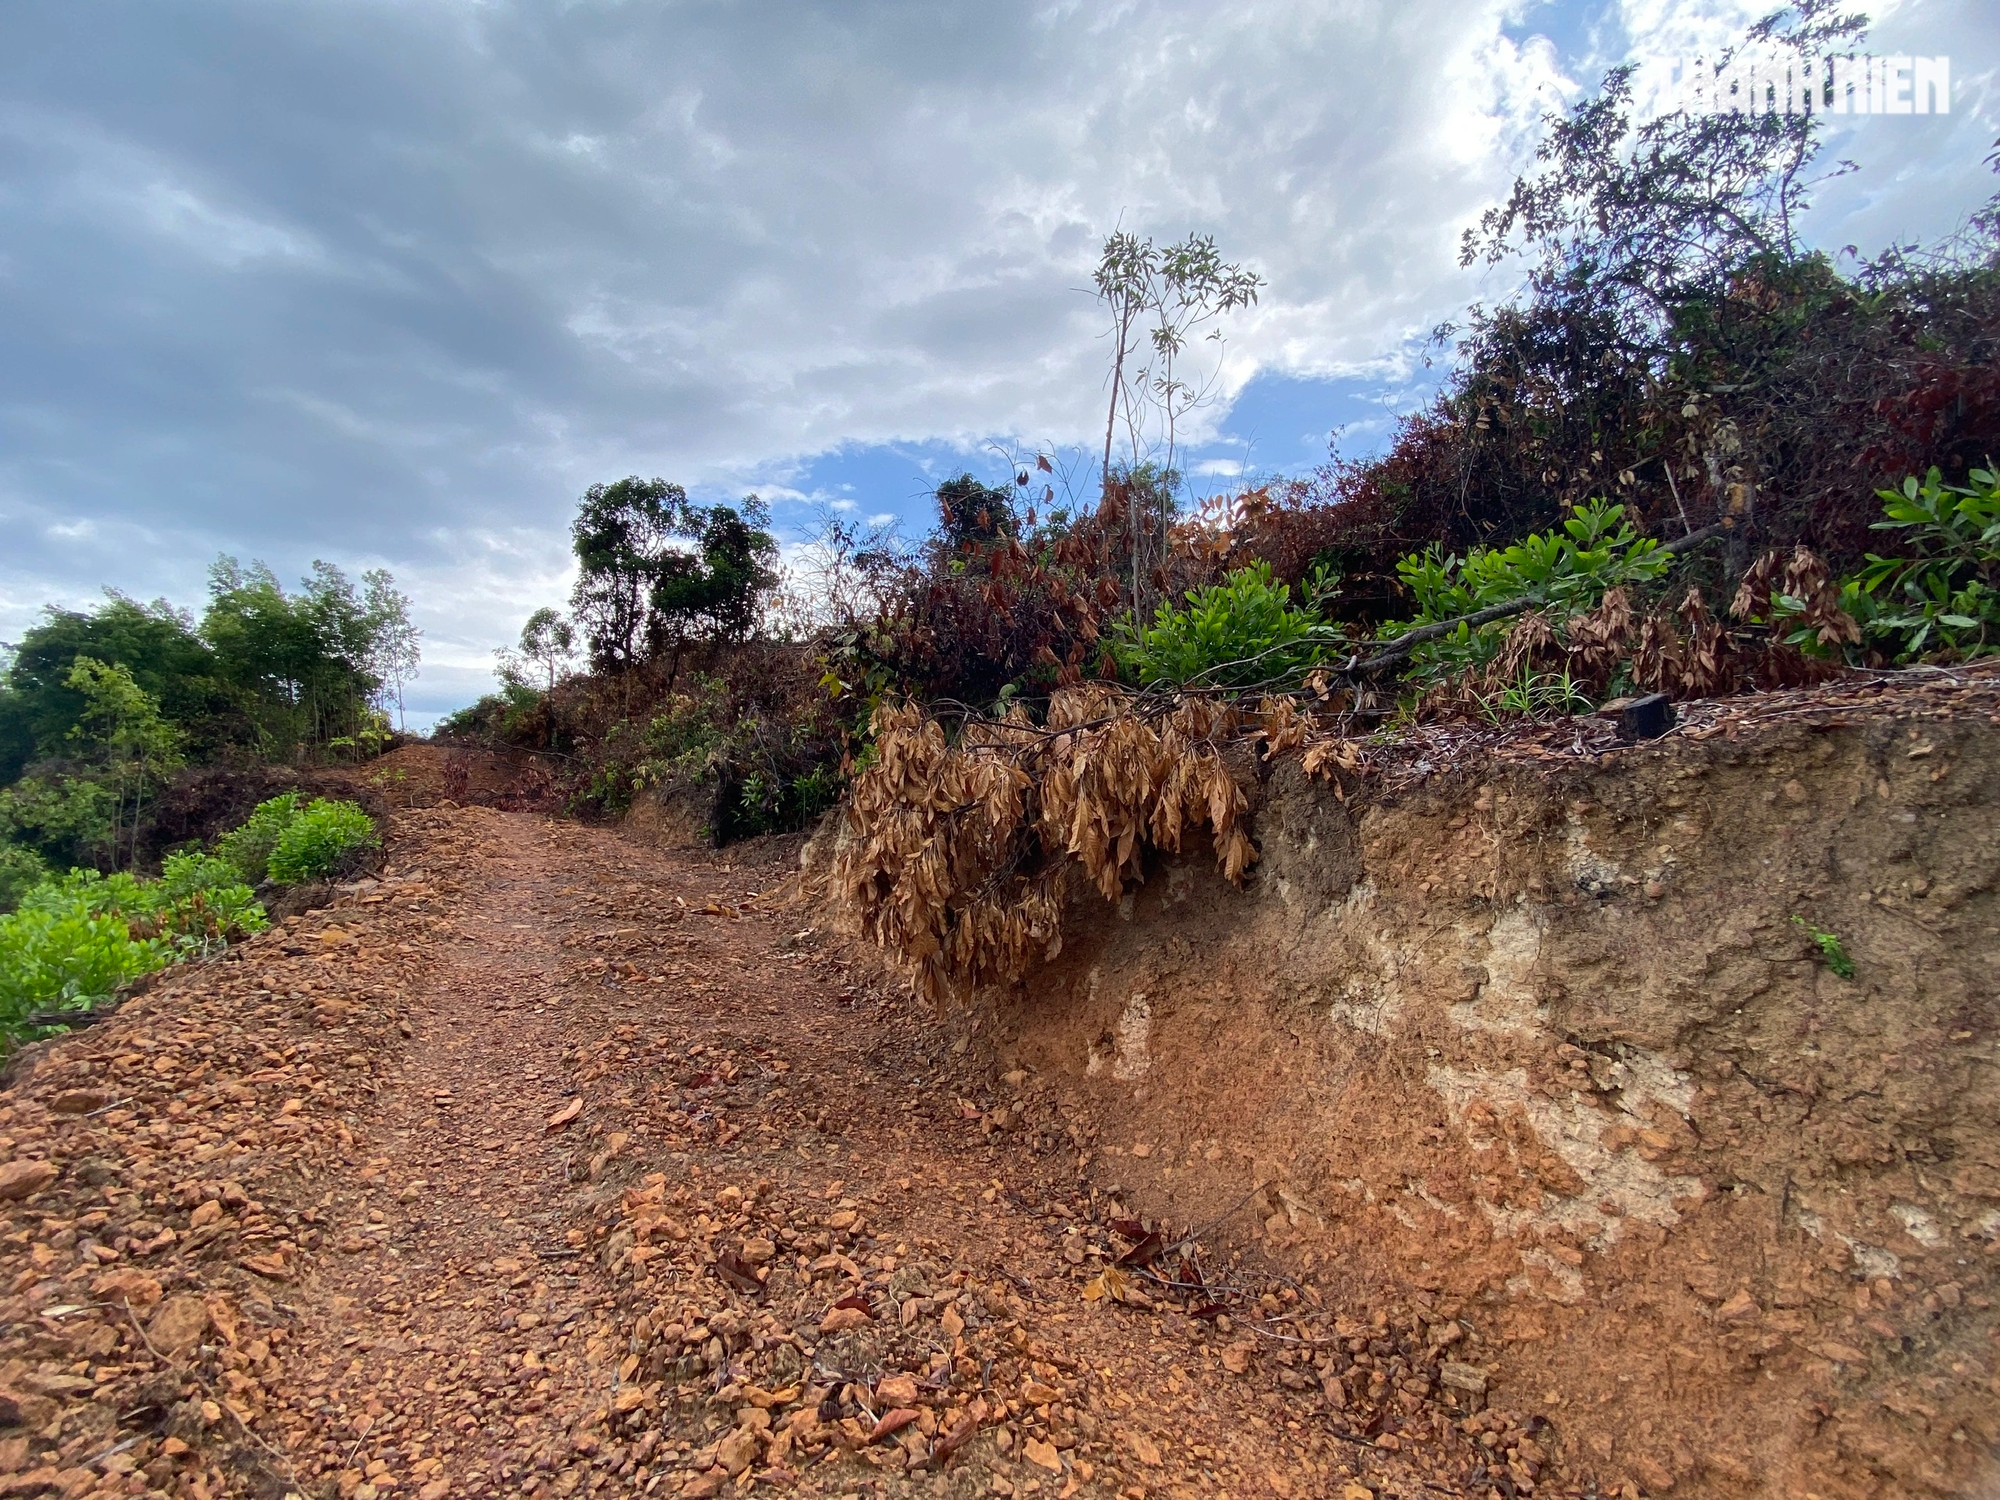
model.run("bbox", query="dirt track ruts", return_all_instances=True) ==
[1,799,1506,1500]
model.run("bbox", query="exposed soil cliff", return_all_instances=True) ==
[955,672,2000,1498]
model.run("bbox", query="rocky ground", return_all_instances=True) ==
[2,802,1554,1500]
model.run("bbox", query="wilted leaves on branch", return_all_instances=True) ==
[833,691,1260,1000]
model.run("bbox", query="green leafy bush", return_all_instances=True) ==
[0,774,118,873]
[156,852,268,946]
[565,675,840,839]
[634,678,738,789]
[0,891,167,1035]
[40,862,267,952]
[1387,499,1673,682]
[435,679,543,742]
[0,858,265,1044]
[267,798,378,885]
[735,763,842,838]
[1112,562,1337,690]
[0,843,48,914]
[214,792,302,882]
[1850,465,1999,661]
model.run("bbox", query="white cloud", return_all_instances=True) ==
[0,0,1993,704]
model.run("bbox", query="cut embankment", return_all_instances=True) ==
[948,674,2000,1498]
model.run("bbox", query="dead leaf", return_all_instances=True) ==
[1114,1230,1163,1268]
[545,1097,583,1130]
[869,1408,920,1442]
[711,1249,767,1295]
[1088,1272,1136,1304]
[933,1399,986,1460]
[1082,1265,1132,1304]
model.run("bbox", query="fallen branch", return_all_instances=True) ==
[1339,520,1730,677]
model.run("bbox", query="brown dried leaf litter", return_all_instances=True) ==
[834,691,1270,1001]
[833,684,1458,1000]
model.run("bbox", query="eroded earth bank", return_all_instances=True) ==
[941,670,2000,1499]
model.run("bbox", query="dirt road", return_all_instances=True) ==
[1,806,1505,1500]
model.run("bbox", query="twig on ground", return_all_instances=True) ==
[343,1415,376,1471]
[123,1301,307,1495]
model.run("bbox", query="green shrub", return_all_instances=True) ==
[214,792,302,882]
[0,855,267,1044]
[156,852,268,948]
[572,677,740,819]
[0,843,48,915]
[1849,465,1999,661]
[1112,561,1337,690]
[1385,499,1673,683]
[734,763,844,838]
[0,889,168,1035]
[39,861,267,950]
[267,799,378,885]
[0,774,118,872]
[435,680,542,742]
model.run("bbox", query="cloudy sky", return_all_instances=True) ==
[2,0,1993,725]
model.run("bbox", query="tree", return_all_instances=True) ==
[65,658,183,870]
[1094,231,1156,493]
[567,479,779,683]
[569,478,699,671]
[934,475,1018,556]
[1093,232,1261,610]
[363,570,422,732]
[299,561,383,744]
[0,594,228,778]
[1146,236,1264,486]
[201,557,394,757]
[1461,0,1867,347]
[519,608,576,693]
[0,775,115,881]
[645,498,780,688]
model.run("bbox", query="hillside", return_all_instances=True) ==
[3,667,1996,1499]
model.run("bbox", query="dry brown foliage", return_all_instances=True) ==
[1408,544,1862,723]
[833,690,1261,1001]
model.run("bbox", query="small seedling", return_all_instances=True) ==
[1792,916,1856,979]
